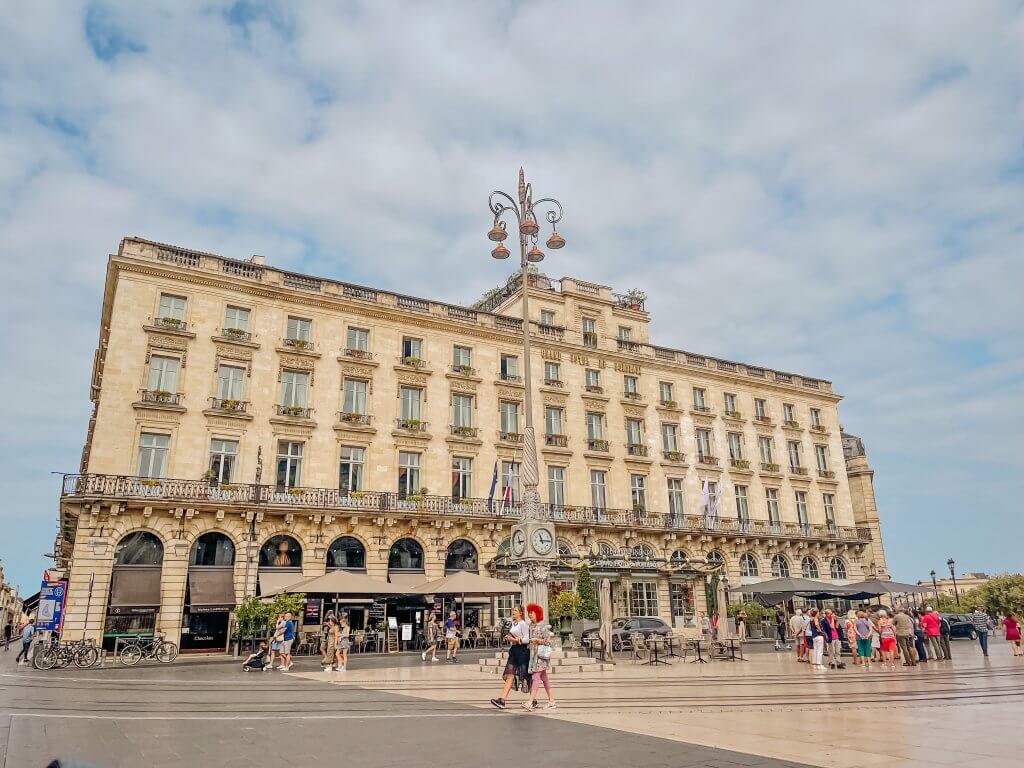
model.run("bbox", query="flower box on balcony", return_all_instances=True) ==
[157,316,185,329]
[623,392,642,401]
[543,378,564,388]
[818,469,835,479]
[585,385,604,394]
[810,424,827,434]
[627,444,648,457]
[731,458,750,470]
[588,439,609,452]
[402,356,425,368]
[222,327,249,339]
[761,462,780,473]
[659,400,677,408]
[451,425,478,438]
[784,420,801,429]
[397,418,426,431]
[455,498,473,508]
[280,405,308,417]
[344,348,372,360]
[755,416,773,425]
[663,450,685,462]
[791,466,808,476]
[698,454,719,465]
[451,365,476,376]
[499,431,522,442]
[284,337,312,350]
[724,410,742,419]
[139,479,163,488]
[545,434,568,447]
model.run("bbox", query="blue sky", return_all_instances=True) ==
[1,1,1022,593]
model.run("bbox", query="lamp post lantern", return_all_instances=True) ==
[947,558,959,607]
[930,570,938,607]
[487,168,565,621]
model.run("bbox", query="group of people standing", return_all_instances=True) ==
[489,603,557,712]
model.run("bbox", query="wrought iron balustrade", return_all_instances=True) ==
[139,389,183,405]
[209,397,248,413]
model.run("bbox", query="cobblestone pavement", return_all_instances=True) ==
[0,649,810,768]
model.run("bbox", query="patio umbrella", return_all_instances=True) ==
[743,576,862,607]
[841,579,931,601]
[413,571,522,630]
[261,570,411,598]
[598,578,614,663]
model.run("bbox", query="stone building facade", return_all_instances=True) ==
[56,237,887,649]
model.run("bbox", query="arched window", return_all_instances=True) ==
[670,549,689,566]
[557,539,576,558]
[258,535,302,568]
[829,557,847,580]
[114,532,163,566]
[739,553,759,577]
[445,539,478,573]
[771,554,790,578]
[801,556,819,579]
[628,542,655,560]
[190,532,234,567]
[327,536,366,570]
[388,538,424,571]
[596,541,617,558]
[706,550,725,569]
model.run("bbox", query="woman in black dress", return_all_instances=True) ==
[490,604,530,709]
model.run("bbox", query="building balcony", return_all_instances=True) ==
[617,339,642,353]
[585,384,604,394]
[282,337,314,351]
[623,391,643,401]
[662,450,685,463]
[582,332,598,348]
[450,425,479,438]
[791,465,808,476]
[587,438,609,452]
[398,356,428,369]
[691,404,712,414]
[658,399,678,409]
[138,389,183,406]
[338,412,372,426]
[343,348,374,361]
[396,418,428,432]
[219,327,252,342]
[544,434,569,448]
[543,378,564,388]
[783,420,801,430]
[810,424,827,434]
[536,323,564,340]
[209,397,249,414]
[697,454,719,466]
[154,316,188,332]
[60,472,874,543]
[730,458,751,470]
[761,461,780,473]
[754,415,773,426]
[499,372,523,384]
[626,443,648,457]
[818,469,835,479]
[499,431,523,443]
[723,410,743,420]
[450,364,477,377]
[275,404,312,419]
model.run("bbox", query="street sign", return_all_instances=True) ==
[37,579,68,632]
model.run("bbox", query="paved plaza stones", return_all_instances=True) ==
[1,642,1022,768]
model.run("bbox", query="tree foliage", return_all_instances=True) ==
[727,601,767,622]
[233,593,307,638]
[576,563,600,620]
[549,591,582,622]
[958,575,1024,616]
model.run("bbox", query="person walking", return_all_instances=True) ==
[698,611,711,640]
[844,611,859,666]
[279,612,296,671]
[1002,613,1022,657]
[789,608,805,661]
[736,609,747,642]
[854,610,873,669]
[877,610,897,670]
[14,619,35,664]
[774,606,789,651]
[523,603,556,711]
[490,604,530,709]
[920,607,943,661]
[266,613,284,671]
[444,610,462,663]
[894,608,918,666]
[710,612,720,641]
[422,611,440,662]
[971,608,993,657]
[939,613,953,661]
[807,608,826,671]
[322,616,339,671]
[911,610,929,662]
[320,610,336,667]
[3,623,11,651]
[337,615,351,670]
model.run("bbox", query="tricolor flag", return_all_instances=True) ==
[699,478,710,515]
[499,466,514,513]
[486,461,499,513]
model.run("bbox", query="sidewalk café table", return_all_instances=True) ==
[689,637,708,664]
[664,632,681,658]
[721,637,746,661]
[644,633,670,666]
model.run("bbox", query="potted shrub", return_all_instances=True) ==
[159,316,183,328]
[624,288,647,310]
[223,327,246,338]
[403,355,423,367]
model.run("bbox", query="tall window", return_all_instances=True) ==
[452,345,472,369]
[823,493,836,527]
[342,379,368,414]
[724,392,736,414]
[630,474,647,510]
[544,406,563,435]
[276,441,303,489]
[740,553,759,577]
[158,293,186,322]
[623,375,638,395]
[280,370,309,408]
[399,387,422,420]
[695,428,712,460]
[590,470,607,509]
[754,398,767,420]
[810,407,822,428]
[830,557,847,580]
[706,481,720,520]
[208,438,238,483]
[630,582,659,617]
[626,418,644,446]
[286,316,311,342]
[501,461,520,503]
[137,433,169,478]
[801,556,819,579]
[766,488,780,526]
[451,457,472,500]
[401,336,423,361]
[617,326,631,341]
[692,387,707,409]
[451,393,473,428]
[224,305,249,332]
[815,444,829,472]
[500,354,518,380]
[398,451,421,496]
[783,403,795,423]
[759,436,774,464]
[346,327,369,351]
[216,364,244,400]
[587,412,604,440]
[339,446,365,493]
[661,423,678,452]
[787,440,802,470]
[540,309,556,325]
[547,466,565,508]
[585,368,600,389]
[659,381,674,403]
[582,317,597,347]
[500,400,518,434]
[735,485,749,523]
[771,554,790,578]
[544,361,561,384]
[148,355,179,393]
[795,491,809,528]
[727,432,743,461]
[667,478,685,517]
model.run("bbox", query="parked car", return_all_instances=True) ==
[941,613,978,640]
[581,616,671,651]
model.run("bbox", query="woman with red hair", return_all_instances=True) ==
[524,603,556,711]
[489,604,530,709]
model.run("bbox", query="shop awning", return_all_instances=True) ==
[258,570,303,597]
[109,567,161,607]
[188,568,236,609]
[264,569,410,597]
[416,571,522,596]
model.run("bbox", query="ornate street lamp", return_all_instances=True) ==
[947,557,959,607]
[930,569,938,607]
[488,168,565,621]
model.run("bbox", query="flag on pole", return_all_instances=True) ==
[710,482,721,517]
[699,478,710,515]
[487,461,498,513]
[500,465,513,513]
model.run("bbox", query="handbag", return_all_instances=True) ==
[537,643,553,660]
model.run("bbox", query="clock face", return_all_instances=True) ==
[531,528,554,555]
[511,529,527,557]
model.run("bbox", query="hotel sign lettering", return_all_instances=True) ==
[567,354,641,375]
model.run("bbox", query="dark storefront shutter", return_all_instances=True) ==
[109,567,162,607]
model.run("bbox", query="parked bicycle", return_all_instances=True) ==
[33,638,100,670]
[118,635,178,665]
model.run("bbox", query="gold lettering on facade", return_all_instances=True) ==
[541,348,562,361]
[569,353,590,366]
[614,361,641,375]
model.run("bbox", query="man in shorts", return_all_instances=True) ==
[789,609,805,661]
[444,610,461,664]
[280,612,296,671]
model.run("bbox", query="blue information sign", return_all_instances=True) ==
[36,579,68,632]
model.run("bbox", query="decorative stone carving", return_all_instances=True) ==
[515,559,552,585]
[622,404,646,418]
[496,387,524,401]
[279,354,315,371]
[542,393,568,406]
[341,363,375,378]
[450,379,476,393]
[215,344,253,363]
[396,372,428,387]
